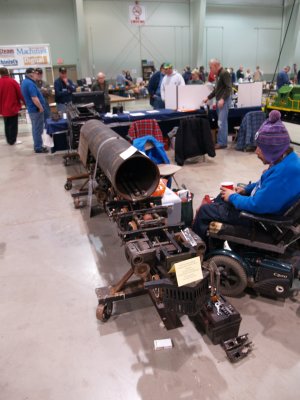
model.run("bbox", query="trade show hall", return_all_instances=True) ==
[1,96,300,399]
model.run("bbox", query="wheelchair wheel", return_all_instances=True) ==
[209,255,247,297]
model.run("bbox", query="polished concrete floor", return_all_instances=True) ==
[1,102,300,400]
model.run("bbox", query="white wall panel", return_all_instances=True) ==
[0,0,296,83]
[205,5,283,76]
[205,27,223,65]
[256,28,281,72]
[0,0,77,66]
[84,0,190,80]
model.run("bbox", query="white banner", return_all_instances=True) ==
[0,44,52,69]
[129,3,146,25]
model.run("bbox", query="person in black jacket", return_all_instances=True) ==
[236,65,244,81]
[54,67,76,113]
[182,66,192,84]
[147,64,165,109]
[91,72,111,111]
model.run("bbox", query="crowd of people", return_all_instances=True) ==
[115,70,149,98]
[1,62,300,249]
[1,60,300,154]
[0,66,78,153]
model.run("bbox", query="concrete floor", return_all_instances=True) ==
[1,102,300,400]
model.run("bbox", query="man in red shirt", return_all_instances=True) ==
[0,67,25,145]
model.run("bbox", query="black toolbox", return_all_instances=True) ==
[194,295,241,345]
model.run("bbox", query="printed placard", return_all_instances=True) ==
[173,256,203,287]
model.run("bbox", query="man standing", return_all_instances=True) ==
[276,66,290,90]
[253,66,263,82]
[204,59,232,149]
[54,67,76,112]
[91,72,111,112]
[21,68,48,153]
[182,66,192,84]
[35,68,51,123]
[0,67,25,145]
[148,63,165,109]
[160,62,185,102]
[236,65,244,81]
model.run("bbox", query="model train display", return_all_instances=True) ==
[265,84,300,115]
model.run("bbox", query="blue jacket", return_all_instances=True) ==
[148,71,163,106]
[276,70,289,90]
[21,77,45,113]
[183,70,192,84]
[133,135,170,165]
[54,77,76,104]
[229,151,300,215]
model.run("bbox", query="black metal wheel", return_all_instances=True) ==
[64,158,70,166]
[209,255,248,297]
[64,181,72,191]
[96,302,113,322]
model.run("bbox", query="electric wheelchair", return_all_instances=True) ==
[204,198,300,299]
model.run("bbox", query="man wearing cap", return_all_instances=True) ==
[203,58,232,149]
[0,67,25,145]
[35,68,51,123]
[54,67,76,112]
[160,62,185,102]
[21,68,48,153]
[192,110,300,243]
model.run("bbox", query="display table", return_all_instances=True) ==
[209,106,262,132]
[102,108,205,124]
[103,108,207,137]
[45,109,207,151]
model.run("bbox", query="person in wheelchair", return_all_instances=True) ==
[192,110,300,246]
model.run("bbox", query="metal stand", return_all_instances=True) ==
[95,267,182,330]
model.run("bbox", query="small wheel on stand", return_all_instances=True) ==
[64,158,70,167]
[74,197,84,209]
[64,181,72,191]
[96,302,113,322]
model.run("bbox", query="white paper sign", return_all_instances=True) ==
[173,256,203,287]
[177,85,213,110]
[119,146,137,160]
[165,85,178,110]
[237,82,263,108]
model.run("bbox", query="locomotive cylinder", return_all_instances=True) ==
[81,120,160,201]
